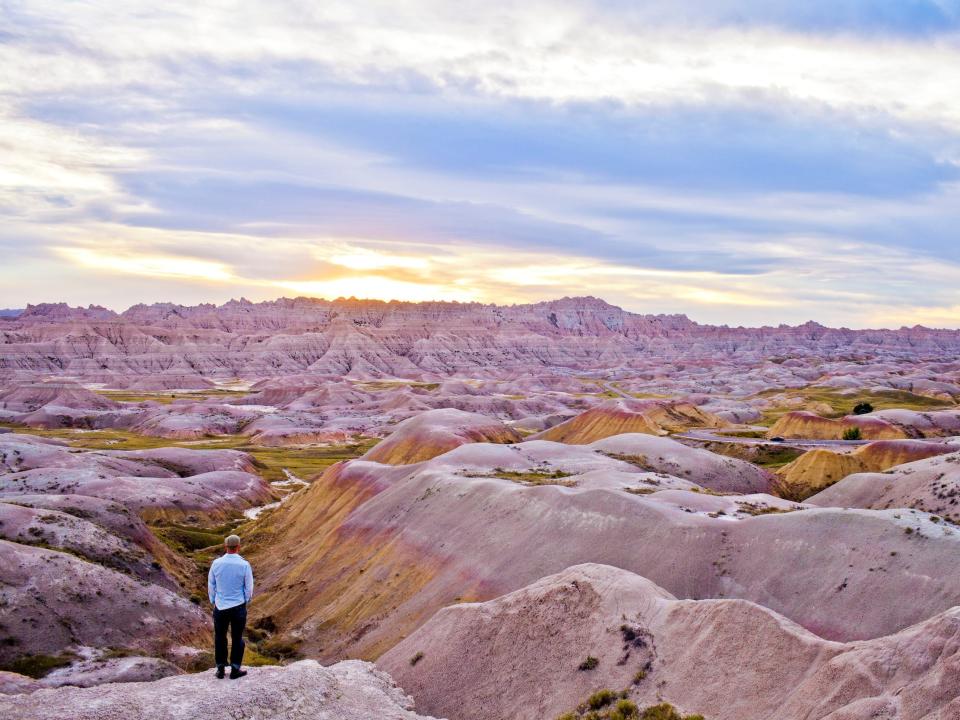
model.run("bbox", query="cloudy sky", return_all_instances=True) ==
[2,1,960,327]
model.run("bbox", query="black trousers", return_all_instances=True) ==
[213,603,246,669]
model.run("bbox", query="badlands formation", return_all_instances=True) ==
[0,296,959,719]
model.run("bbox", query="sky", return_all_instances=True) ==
[2,1,960,328]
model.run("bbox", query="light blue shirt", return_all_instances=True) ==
[208,553,254,610]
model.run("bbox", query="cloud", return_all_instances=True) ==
[2,1,960,327]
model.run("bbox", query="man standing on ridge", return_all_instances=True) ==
[208,534,254,679]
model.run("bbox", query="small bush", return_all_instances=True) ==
[852,402,874,415]
[637,703,705,720]
[578,655,599,670]
[587,689,617,710]
[632,669,647,684]
[610,699,639,719]
[640,704,682,720]
[842,427,862,440]
[409,651,424,666]
[245,627,267,642]
[181,650,216,672]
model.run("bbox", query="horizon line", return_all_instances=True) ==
[7,295,956,333]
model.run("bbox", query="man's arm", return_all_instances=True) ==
[208,562,217,606]
[244,561,254,604]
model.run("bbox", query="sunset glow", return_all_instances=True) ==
[1,1,959,326]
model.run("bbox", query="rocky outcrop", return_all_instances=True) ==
[766,410,908,440]
[0,434,274,523]
[533,399,726,443]
[768,408,960,441]
[589,433,771,493]
[4,296,960,380]
[775,440,958,500]
[0,540,206,664]
[0,660,442,719]
[379,564,960,720]
[808,451,960,521]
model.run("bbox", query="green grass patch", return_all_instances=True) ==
[154,523,238,553]
[716,429,766,439]
[754,386,955,427]
[0,424,374,483]
[95,389,251,405]
[624,486,657,495]
[491,468,577,487]
[737,502,797,516]
[1,652,75,678]
[602,452,656,471]
[353,380,439,392]
[694,442,801,470]
[244,441,375,483]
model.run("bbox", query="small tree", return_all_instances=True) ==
[852,402,874,415]
[842,427,862,440]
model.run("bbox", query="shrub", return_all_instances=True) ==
[409,651,424,666]
[245,627,267,642]
[637,703,705,720]
[578,655,599,670]
[610,699,639,719]
[632,669,647,684]
[842,427,862,440]
[640,703,682,720]
[587,689,618,710]
[852,402,874,415]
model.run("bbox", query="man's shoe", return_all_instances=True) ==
[229,668,247,680]
[215,666,225,679]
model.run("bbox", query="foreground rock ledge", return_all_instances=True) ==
[0,660,443,720]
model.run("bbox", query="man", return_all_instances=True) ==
[207,534,254,679]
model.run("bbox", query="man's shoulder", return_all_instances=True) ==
[211,553,251,568]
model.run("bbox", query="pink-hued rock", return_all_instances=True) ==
[3,296,960,381]
[588,433,771,493]
[38,656,183,689]
[808,450,960,519]
[0,540,206,664]
[250,439,960,663]
[532,398,727,443]
[767,410,909,440]
[0,383,119,413]
[0,435,274,522]
[380,563,960,720]
[0,660,442,720]
[0,503,174,587]
[0,672,40,695]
